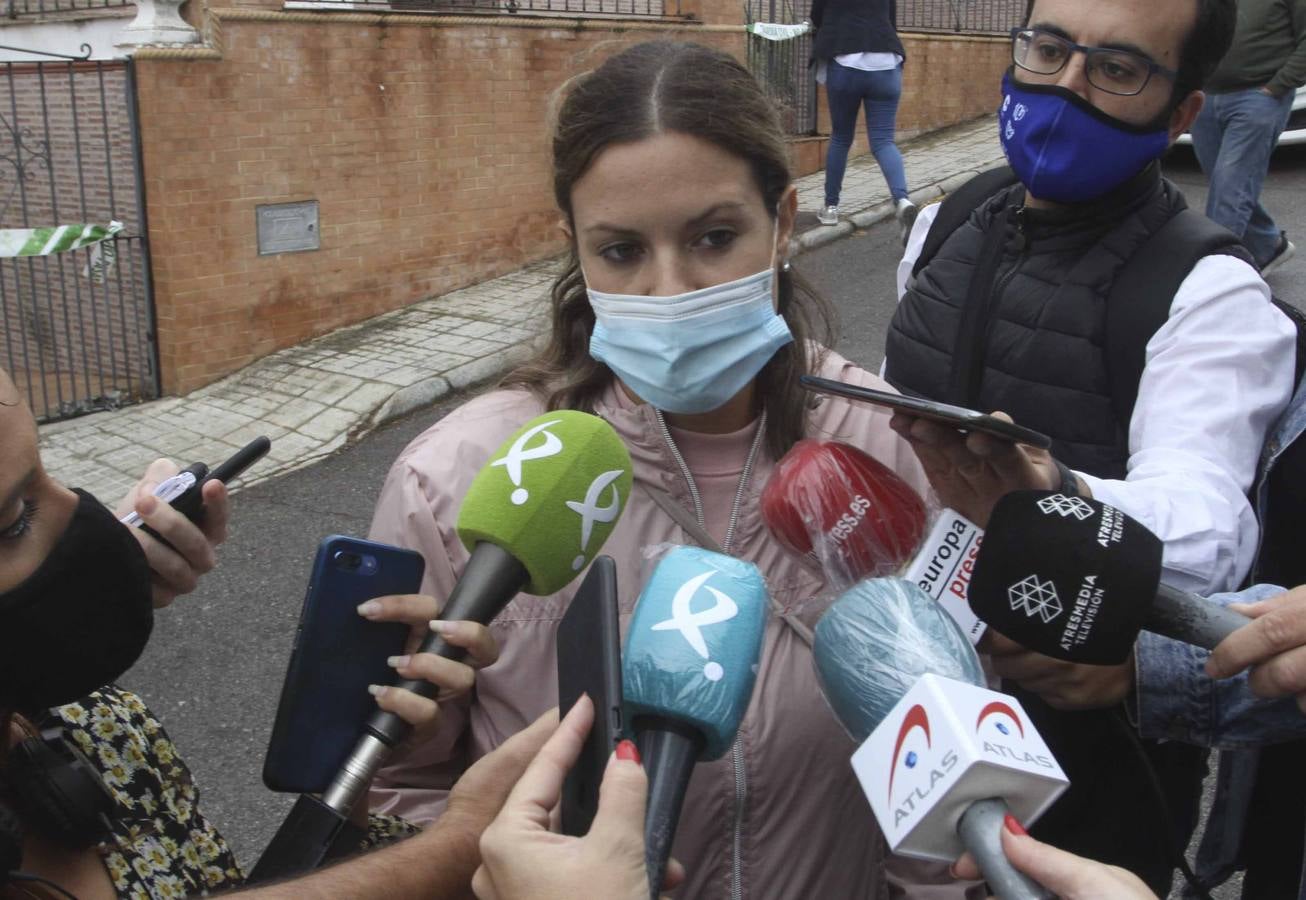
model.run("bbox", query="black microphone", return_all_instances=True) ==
[968,491,1251,665]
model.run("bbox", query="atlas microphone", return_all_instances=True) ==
[323,411,634,814]
[760,439,985,640]
[968,490,1253,665]
[813,578,1067,900]
[623,546,769,900]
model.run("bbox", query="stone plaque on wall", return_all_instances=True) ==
[256,201,320,255]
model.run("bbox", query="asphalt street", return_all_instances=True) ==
[121,144,1306,887]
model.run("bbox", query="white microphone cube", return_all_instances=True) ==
[851,673,1068,861]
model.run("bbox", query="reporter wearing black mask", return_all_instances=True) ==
[0,368,551,899]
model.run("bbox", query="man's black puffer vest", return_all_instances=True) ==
[885,164,1186,479]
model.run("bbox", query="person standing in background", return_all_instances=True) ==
[810,0,917,241]
[1191,0,1306,275]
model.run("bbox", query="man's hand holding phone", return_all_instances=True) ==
[356,593,499,737]
[888,411,1080,528]
[115,457,230,607]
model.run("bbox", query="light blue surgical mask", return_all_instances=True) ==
[586,264,794,415]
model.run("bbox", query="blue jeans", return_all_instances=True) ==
[823,61,908,206]
[1191,87,1295,268]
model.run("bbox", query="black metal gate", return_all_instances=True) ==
[0,48,158,423]
[746,0,817,135]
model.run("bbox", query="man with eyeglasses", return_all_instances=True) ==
[880,0,1297,895]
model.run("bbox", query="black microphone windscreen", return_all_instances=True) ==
[968,491,1162,664]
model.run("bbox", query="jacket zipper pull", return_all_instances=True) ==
[1010,207,1029,252]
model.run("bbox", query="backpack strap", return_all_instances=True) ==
[912,165,1020,280]
[1105,207,1253,431]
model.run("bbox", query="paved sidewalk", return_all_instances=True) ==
[40,116,1002,503]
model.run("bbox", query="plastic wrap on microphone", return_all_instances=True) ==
[813,577,985,742]
[623,545,769,761]
[761,439,928,589]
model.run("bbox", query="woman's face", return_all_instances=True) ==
[569,131,795,300]
[0,372,79,593]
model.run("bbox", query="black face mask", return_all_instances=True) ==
[1,489,154,712]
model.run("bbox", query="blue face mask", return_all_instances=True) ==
[587,266,794,415]
[998,71,1171,204]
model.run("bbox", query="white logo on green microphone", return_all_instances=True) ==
[566,469,624,571]
[652,571,738,682]
[492,419,563,505]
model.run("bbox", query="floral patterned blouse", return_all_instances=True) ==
[52,686,417,899]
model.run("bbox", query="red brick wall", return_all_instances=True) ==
[136,9,1005,395]
[137,21,748,393]
[809,33,1007,167]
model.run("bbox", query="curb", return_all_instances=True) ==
[794,166,997,253]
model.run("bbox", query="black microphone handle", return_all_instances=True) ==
[366,540,529,747]
[637,718,705,900]
[1148,583,1251,651]
[956,799,1054,900]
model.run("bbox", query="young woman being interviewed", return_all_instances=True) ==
[366,39,931,899]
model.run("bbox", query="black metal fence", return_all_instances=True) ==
[746,0,816,134]
[0,55,158,422]
[897,0,1024,34]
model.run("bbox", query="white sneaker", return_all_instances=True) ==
[1262,235,1296,277]
[895,198,918,246]
[817,204,839,226]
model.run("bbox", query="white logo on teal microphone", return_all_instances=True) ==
[651,571,739,682]
[565,469,624,571]
[492,419,563,505]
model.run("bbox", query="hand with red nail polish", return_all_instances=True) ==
[951,822,1157,899]
[473,696,685,900]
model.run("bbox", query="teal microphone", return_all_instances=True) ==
[623,546,769,900]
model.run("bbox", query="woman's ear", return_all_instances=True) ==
[558,217,574,242]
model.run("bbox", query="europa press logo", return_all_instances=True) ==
[887,704,931,803]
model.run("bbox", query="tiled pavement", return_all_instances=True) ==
[41,116,1003,502]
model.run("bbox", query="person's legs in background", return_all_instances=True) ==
[1191,87,1295,271]
[864,64,916,243]
[821,60,864,225]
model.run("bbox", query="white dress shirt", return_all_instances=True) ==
[892,201,1297,595]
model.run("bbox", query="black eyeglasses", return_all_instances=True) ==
[1010,27,1179,97]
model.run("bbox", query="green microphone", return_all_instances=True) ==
[362,410,633,747]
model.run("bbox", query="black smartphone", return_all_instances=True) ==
[799,375,1053,449]
[557,556,623,837]
[263,535,424,794]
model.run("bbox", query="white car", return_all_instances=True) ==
[1177,89,1306,147]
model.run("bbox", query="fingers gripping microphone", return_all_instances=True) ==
[813,579,1066,900]
[623,546,769,900]
[761,439,928,590]
[968,491,1253,665]
[327,412,633,810]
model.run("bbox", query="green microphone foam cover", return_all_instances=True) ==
[456,410,633,595]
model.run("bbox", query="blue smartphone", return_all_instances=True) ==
[263,535,425,794]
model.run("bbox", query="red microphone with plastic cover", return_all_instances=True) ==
[761,439,928,589]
